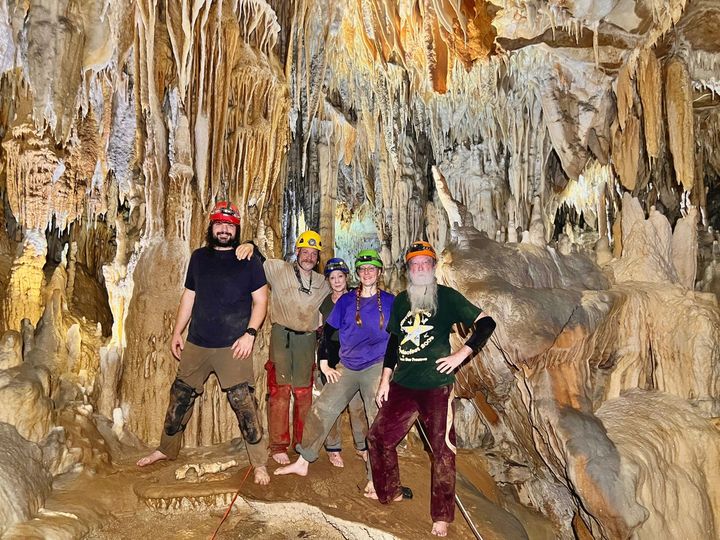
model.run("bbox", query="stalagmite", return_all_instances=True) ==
[672,206,699,289]
[0,231,47,333]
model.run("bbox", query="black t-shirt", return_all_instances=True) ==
[184,248,267,348]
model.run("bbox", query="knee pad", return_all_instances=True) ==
[164,378,198,436]
[226,382,263,444]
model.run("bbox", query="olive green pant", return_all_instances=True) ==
[269,324,317,386]
[157,341,268,466]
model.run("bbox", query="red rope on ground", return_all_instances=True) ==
[210,465,254,540]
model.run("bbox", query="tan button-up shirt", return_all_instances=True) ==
[264,259,330,332]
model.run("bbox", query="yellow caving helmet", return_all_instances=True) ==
[295,230,323,251]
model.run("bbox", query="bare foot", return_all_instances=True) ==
[363,482,403,501]
[356,449,368,462]
[327,451,344,468]
[253,466,270,485]
[431,521,448,536]
[271,452,291,465]
[136,450,167,467]
[274,456,309,476]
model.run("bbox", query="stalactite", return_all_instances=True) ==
[637,48,662,161]
[665,57,695,192]
[611,114,640,191]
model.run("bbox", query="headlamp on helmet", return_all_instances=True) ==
[209,201,240,226]
[405,240,437,263]
[296,230,323,251]
[355,249,383,270]
[324,258,350,276]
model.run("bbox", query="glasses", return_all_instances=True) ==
[357,266,379,273]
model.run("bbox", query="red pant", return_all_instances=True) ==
[266,359,313,455]
[368,382,457,523]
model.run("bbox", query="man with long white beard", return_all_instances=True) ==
[367,240,496,537]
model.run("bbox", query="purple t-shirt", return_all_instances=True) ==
[327,289,395,371]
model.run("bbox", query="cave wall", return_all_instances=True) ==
[0,0,720,537]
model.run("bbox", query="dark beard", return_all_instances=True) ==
[205,225,240,249]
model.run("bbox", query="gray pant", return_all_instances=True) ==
[324,391,368,452]
[297,362,383,478]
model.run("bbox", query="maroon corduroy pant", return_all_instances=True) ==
[368,381,456,523]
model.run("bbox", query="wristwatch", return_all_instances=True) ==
[245,327,258,337]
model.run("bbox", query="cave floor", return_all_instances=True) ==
[6,436,550,539]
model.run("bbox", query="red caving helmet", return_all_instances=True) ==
[209,201,240,226]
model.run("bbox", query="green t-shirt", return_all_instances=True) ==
[387,284,482,389]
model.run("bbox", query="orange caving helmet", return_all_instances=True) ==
[405,240,437,263]
[210,201,240,226]
[295,230,323,251]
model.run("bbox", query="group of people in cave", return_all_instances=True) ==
[136,200,496,537]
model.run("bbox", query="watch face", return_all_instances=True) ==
[246,327,257,337]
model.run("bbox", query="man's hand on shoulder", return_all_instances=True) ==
[235,243,255,261]
[232,332,256,359]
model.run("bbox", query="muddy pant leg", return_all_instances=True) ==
[324,414,343,452]
[289,331,317,447]
[157,381,197,459]
[291,385,313,449]
[356,363,383,479]
[347,391,369,451]
[157,343,209,459]
[245,435,269,467]
[417,385,456,523]
[296,366,361,462]
[266,359,292,454]
[367,382,419,503]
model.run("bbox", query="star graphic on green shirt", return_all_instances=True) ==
[401,312,434,347]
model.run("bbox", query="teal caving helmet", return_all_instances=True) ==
[324,257,350,276]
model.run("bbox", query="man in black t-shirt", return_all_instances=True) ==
[137,201,271,485]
